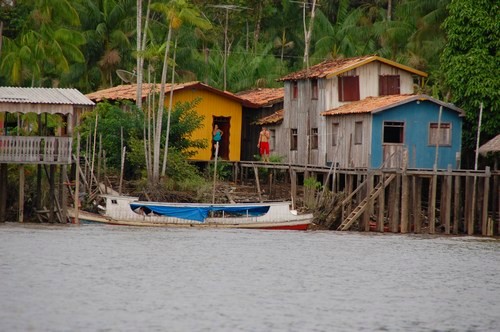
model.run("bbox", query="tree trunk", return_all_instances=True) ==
[153,24,173,182]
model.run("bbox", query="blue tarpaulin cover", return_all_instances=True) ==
[129,204,270,222]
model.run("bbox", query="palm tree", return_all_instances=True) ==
[1,0,85,87]
[310,2,369,61]
[75,0,136,88]
[150,0,211,182]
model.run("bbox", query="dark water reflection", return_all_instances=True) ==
[0,223,499,332]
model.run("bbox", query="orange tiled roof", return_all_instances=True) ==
[321,94,465,116]
[86,82,195,102]
[254,109,284,126]
[236,88,284,107]
[86,81,256,107]
[279,55,427,81]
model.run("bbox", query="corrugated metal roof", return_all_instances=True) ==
[321,94,465,116]
[254,109,284,125]
[478,134,500,154]
[0,87,94,106]
[279,55,428,81]
[236,88,284,107]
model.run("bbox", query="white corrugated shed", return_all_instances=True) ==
[0,87,94,106]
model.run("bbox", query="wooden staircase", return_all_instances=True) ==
[337,174,396,231]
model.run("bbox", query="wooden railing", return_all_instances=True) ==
[0,136,73,164]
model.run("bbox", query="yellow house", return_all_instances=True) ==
[86,82,256,161]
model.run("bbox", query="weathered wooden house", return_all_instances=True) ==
[236,88,284,160]
[86,82,256,161]
[0,87,95,222]
[276,55,448,167]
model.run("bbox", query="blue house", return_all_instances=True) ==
[321,94,464,169]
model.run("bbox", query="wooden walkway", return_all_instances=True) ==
[235,161,499,237]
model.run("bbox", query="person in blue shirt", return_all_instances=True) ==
[212,124,223,157]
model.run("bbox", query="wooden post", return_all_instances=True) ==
[119,146,126,195]
[103,150,107,194]
[233,162,239,184]
[377,173,385,232]
[212,143,219,204]
[253,165,262,203]
[468,175,476,235]
[453,174,461,234]
[481,167,490,236]
[443,165,452,234]
[61,165,67,223]
[414,176,422,234]
[74,133,80,224]
[290,167,297,210]
[391,174,400,233]
[36,164,42,210]
[48,165,55,222]
[18,165,24,222]
[346,174,353,216]
[268,171,273,197]
[36,114,42,210]
[0,164,7,222]
[400,150,409,233]
[364,171,373,232]
[429,172,437,234]
[97,133,102,186]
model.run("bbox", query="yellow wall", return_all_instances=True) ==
[169,88,242,161]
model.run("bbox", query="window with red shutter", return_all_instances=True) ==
[338,76,360,102]
[292,81,298,99]
[379,75,400,95]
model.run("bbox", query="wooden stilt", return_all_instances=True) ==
[429,172,437,234]
[0,164,6,222]
[414,176,422,234]
[48,165,55,223]
[453,175,461,234]
[467,175,475,235]
[36,164,42,210]
[377,173,385,232]
[400,150,409,233]
[74,133,80,224]
[443,165,452,234]
[363,171,373,232]
[391,174,401,233]
[19,165,24,222]
[253,165,262,203]
[290,167,297,210]
[268,171,273,197]
[61,165,68,223]
[481,167,490,236]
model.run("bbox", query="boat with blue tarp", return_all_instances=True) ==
[69,195,313,230]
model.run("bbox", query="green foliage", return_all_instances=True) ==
[208,158,232,181]
[441,0,500,152]
[303,176,322,209]
[304,176,322,191]
[163,149,206,187]
[165,98,207,157]
[76,98,207,178]
[76,101,144,172]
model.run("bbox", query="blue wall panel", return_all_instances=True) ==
[371,100,462,169]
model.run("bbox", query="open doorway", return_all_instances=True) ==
[212,116,230,160]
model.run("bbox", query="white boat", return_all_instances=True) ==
[69,195,313,230]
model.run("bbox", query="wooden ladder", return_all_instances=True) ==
[337,174,396,231]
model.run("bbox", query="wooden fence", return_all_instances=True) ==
[0,136,72,164]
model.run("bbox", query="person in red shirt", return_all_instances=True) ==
[257,126,271,162]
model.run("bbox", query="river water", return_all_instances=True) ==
[0,223,499,332]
